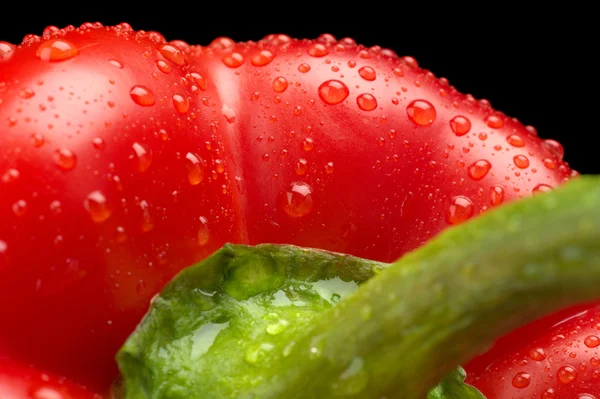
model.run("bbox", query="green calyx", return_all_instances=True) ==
[117,244,386,399]
[117,176,600,399]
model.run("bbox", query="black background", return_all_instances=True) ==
[1,10,595,173]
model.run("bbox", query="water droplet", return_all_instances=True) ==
[172,94,190,114]
[446,196,474,225]
[552,334,565,342]
[139,200,154,232]
[308,43,328,57]
[402,56,419,68]
[130,85,155,106]
[266,319,289,335]
[318,80,349,105]
[507,134,525,147]
[485,114,504,128]
[245,343,274,364]
[514,155,530,169]
[197,216,210,246]
[251,50,274,66]
[585,335,600,348]
[19,88,35,99]
[390,67,403,77]
[529,347,546,361]
[273,77,289,93]
[92,137,106,150]
[511,372,531,388]
[48,200,62,215]
[302,138,314,151]
[109,59,123,69]
[358,66,376,81]
[467,160,492,180]
[407,99,436,126]
[541,388,556,399]
[543,139,565,159]
[357,93,377,111]
[0,41,15,61]
[130,142,152,172]
[280,182,313,218]
[2,168,19,183]
[159,43,185,65]
[12,199,27,216]
[115,226,127,243]
[523,125,537,136]
[222,52,244,68]
[358,50,370,59]
[298,63,311,73]
[54,148,77,170]
[156,59,171,73]
[210,37,235,49]
[543,158,557,169]
[578,394,597,399]
[213,159,225,174]
[36,38,78,62]
[221,104,236,123]
[84,190,111,223]
[188,72,207,91]
[32,387,65,399]
[0,240,6,257]
[31,133,45,147]
[533,184,553,195]
[295,158,308,175]
[182,152,205,185]
[557,365,577,384]
[325,162,334,174]
[317,33,336,43]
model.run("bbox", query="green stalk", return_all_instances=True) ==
[118,176,600,399]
